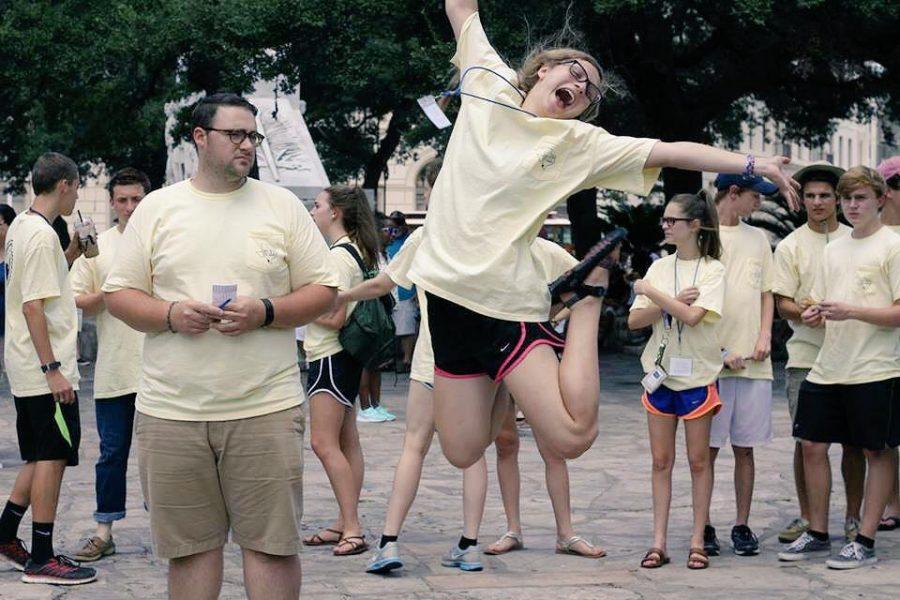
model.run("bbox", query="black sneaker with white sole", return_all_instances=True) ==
[703,525,720,556]
[21,555,97,585]
[731,525,759,556]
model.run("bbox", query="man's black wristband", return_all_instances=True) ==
[261,298,275,327]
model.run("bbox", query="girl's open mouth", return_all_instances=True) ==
[555,87,575,108]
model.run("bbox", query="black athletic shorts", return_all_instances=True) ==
[15,393,81,466]
[425,292,565,382]
[306,350,364,409]
[793,378,900,451]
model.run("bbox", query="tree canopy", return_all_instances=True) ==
[0,0,897,197]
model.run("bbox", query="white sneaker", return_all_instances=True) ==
[357,408,381,423]
[366,541,403,574]
[441,544,483,572]
[374,406,396,421]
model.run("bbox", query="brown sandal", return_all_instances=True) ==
[687,547,709,570]
[302,527,343,546]
[640,547,669,568]
[333,536,369,556]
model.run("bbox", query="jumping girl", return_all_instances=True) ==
[627,192,726,570]
[407,0,799,469]
[303,185,380,557]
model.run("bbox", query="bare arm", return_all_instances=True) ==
[775,294,804,323]
[23,300,59,367]
[105,288,224,335]
[23,299,75,403]
[633,280,708,327]
[268,284,337,329]
[338,273,396,304]
[817,300,900,328]
[750,291,774,361]
[313,303,348,331]
[446,0,477,39]
[645,142,800,210]
[75,292,105,316]
[628,306,663,330]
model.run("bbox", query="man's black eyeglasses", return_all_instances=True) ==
[562,60,603,105]
[203,128,265,147]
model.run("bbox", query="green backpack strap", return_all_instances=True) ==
[334,243,374,279]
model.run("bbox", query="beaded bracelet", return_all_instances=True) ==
[743,154,756,177]
[166,301,178,333]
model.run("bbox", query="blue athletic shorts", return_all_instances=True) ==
[642,383,721,420]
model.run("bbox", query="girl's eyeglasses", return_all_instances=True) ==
[660,217,695,227]
[561,60,603,105]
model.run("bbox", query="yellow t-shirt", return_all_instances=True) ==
[70,226,145,399]
[407,12,660,323]
[631,255,726,390]
[102,178,341,421]
[304,238,365,362]
[808,226,900,385]
[4,212,80,396]
[717,222,774,380]
[388,231,578,385]
[772,223,850,369]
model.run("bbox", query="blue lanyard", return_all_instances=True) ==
[441,66,537,118]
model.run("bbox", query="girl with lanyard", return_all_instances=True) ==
[628,192,726,570]
[304,185,380,557]
[408,0,799,470]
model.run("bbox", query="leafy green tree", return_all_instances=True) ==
[1,0,897,201]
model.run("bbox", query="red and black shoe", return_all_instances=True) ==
[0,537,30,571]
[21,555,97,585]
[548,227,627,307]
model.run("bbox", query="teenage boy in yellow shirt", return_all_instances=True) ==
[70,168,150,562]
[705,174,776,557]
[0,153,97,585]
[779,167,900,569]
[772,164,864,544]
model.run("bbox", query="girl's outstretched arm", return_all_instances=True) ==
[646,141,801,210]
[446,0,478,39]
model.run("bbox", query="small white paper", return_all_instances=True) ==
[668,357,693,377]
[417,95,452,129]
[212,284,238,308]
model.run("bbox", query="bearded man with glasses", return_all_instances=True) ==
[102,93,341,599]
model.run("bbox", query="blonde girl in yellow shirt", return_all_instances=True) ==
[409,0,799,472]
[628,192,726,570]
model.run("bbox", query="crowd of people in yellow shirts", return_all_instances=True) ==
[0,0,898,595]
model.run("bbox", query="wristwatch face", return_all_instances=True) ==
[41,361,61,373]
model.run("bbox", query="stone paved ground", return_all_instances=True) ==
[0,353,897,599]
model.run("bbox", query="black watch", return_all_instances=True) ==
[40,361,61,374]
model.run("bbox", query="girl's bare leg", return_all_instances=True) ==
[503,268,609,459]
[434,375,498,468]
[309,395,363,540]
[486,405,522,553]
[382,382,435,536]
[462,457,488,540]
[647,412,677,552]
[684,414,714,549]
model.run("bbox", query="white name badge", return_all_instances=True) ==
[668,357,693,377]
[417,95,452,129]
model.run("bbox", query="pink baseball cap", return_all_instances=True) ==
[876,156,900,180]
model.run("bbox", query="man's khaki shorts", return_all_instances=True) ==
[136,405,305,559]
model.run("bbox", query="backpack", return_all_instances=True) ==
[334,244,396,367]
